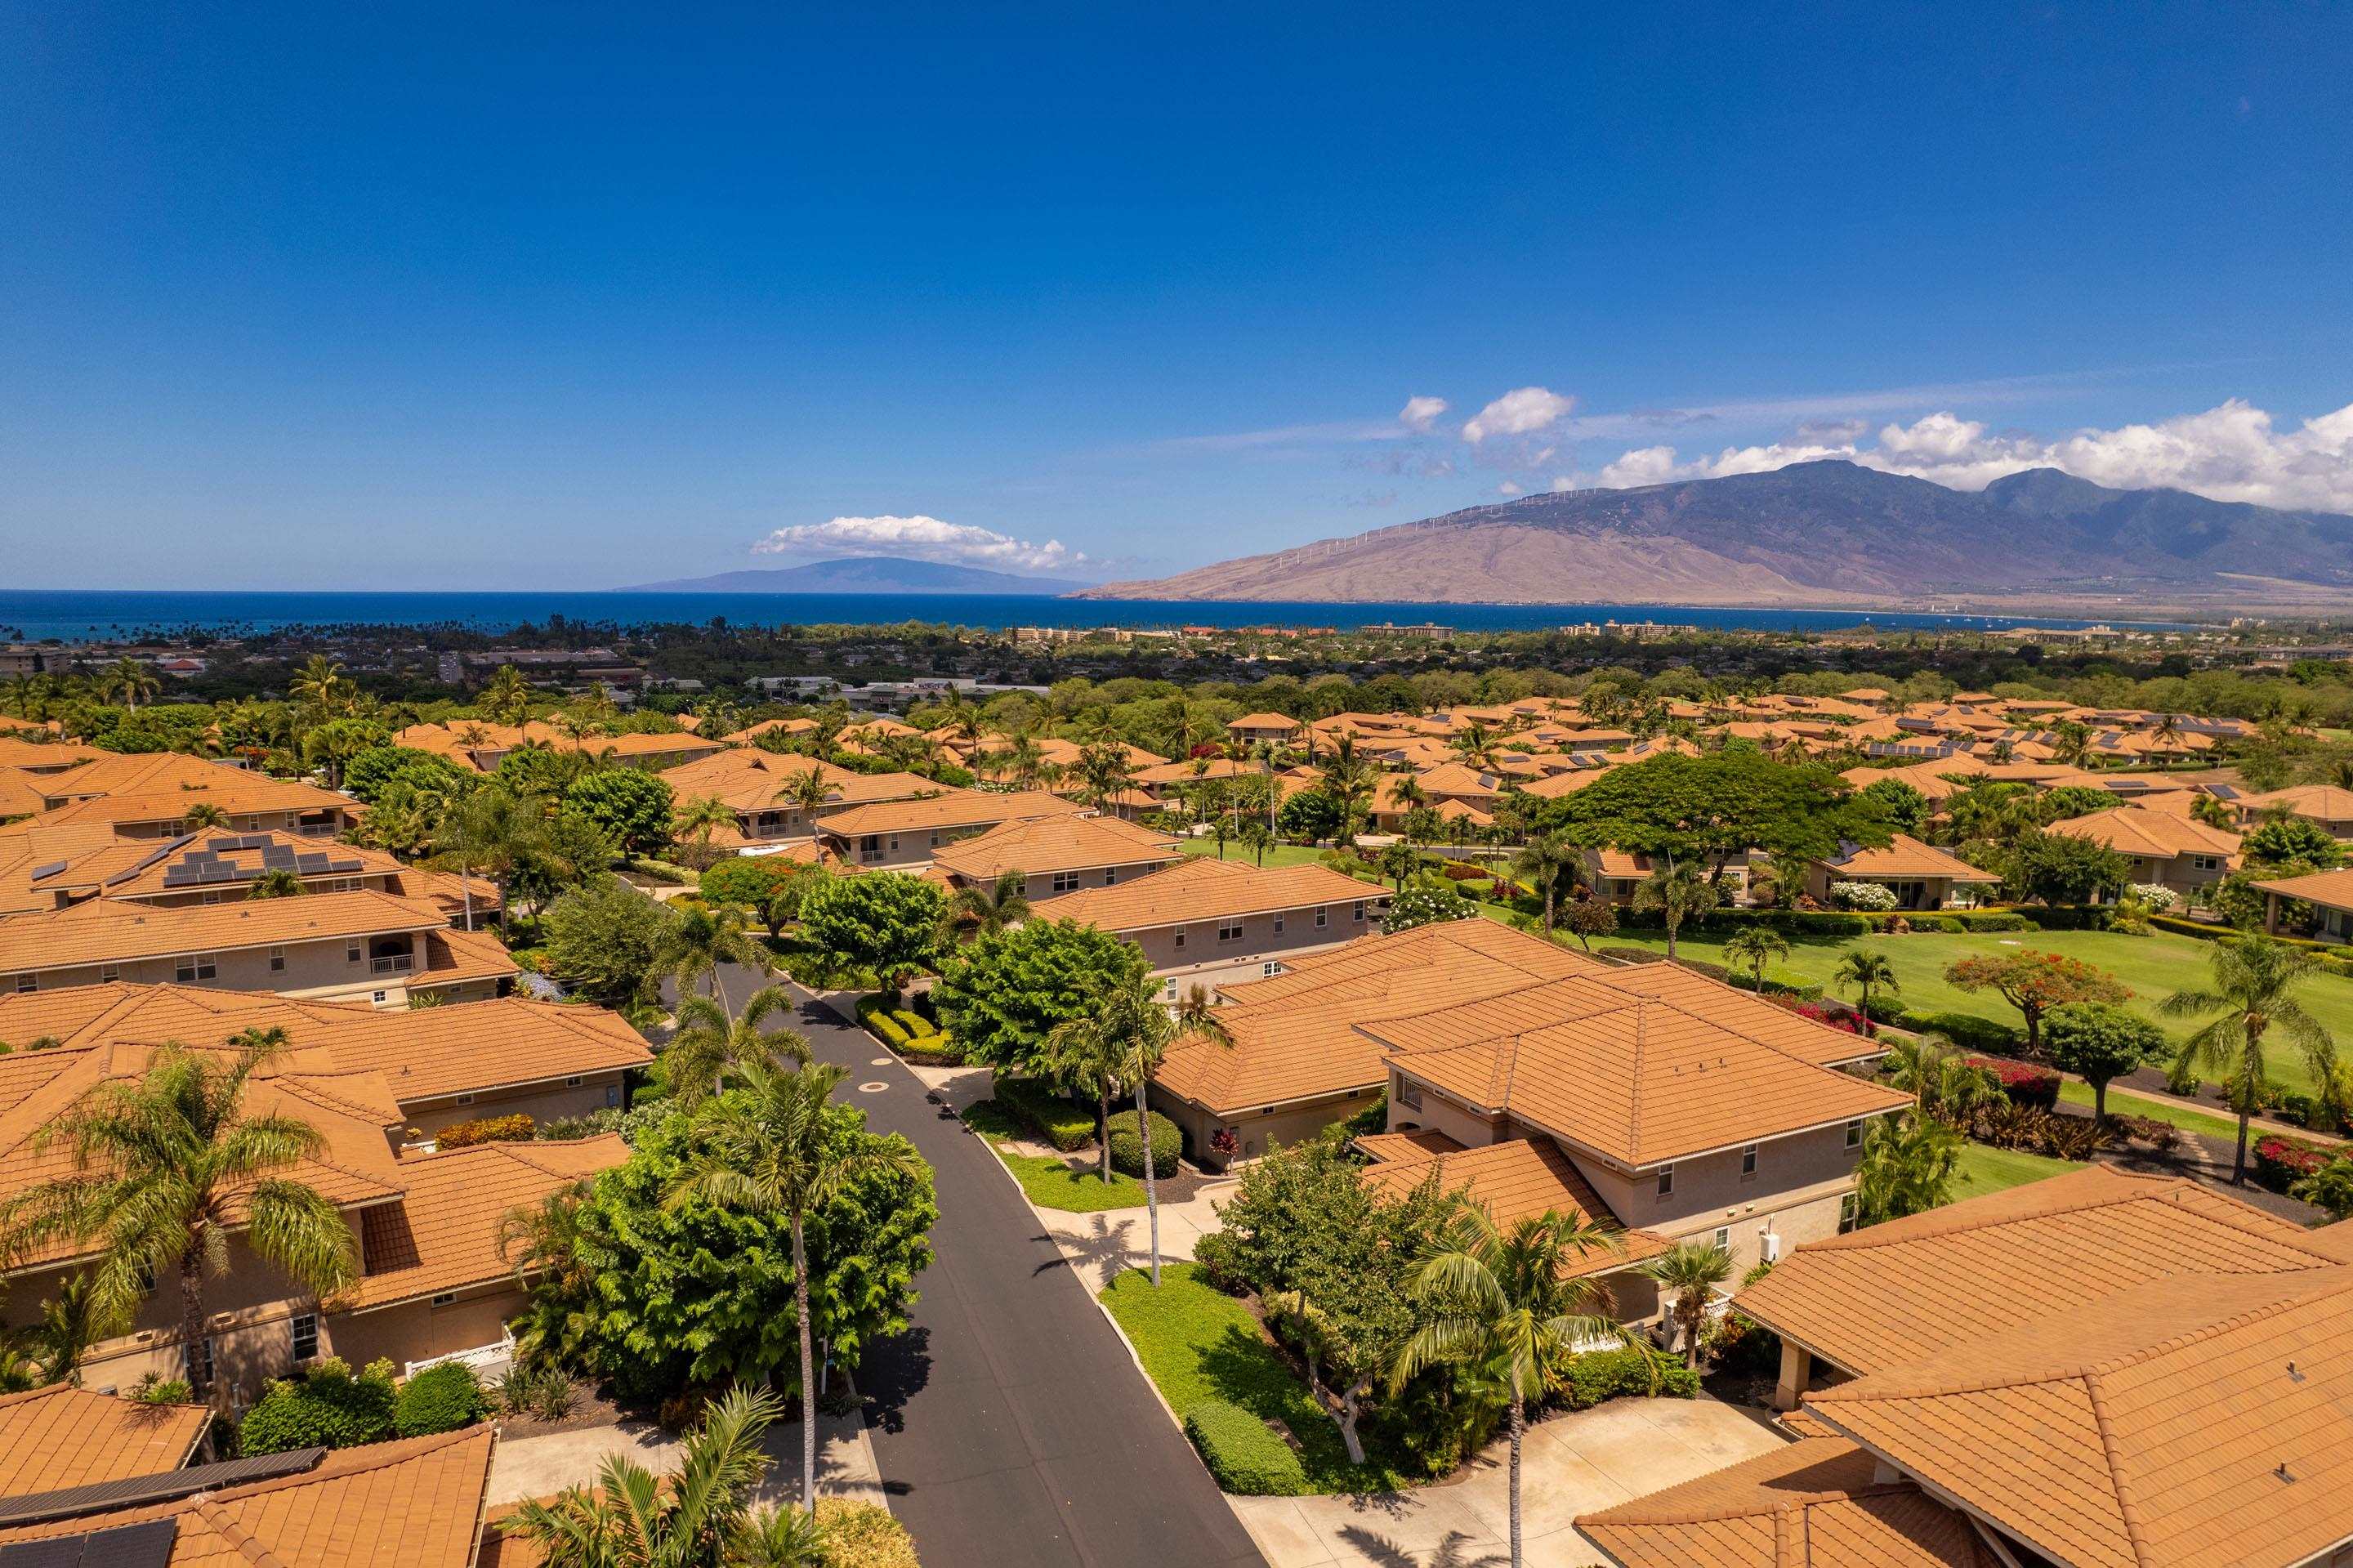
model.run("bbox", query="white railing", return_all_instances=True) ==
[404,1329,515,1382]
[370,954,415,975]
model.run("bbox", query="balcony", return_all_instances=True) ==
[369,953,415,976]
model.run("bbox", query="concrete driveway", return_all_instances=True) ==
[1229,1393,1787,1568]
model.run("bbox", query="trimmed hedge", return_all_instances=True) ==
[993,1077,1099,1152]
[1727,968,1824,1003]
[1895,1010,2024,1054]
[435,1113,534,1148]
[240,1359,396,1455]
[1552,1347,1700,1411]
[392,1363,484,1438]
[1959,1055,2062,1110]
[1184,1398,1307,1495]
[1109,1109,1182,1177]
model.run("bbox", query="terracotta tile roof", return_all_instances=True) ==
[1370,972,1911,1166]
[0,1427,498,1568]
[0,739,102,772]
[929,814,1181,882]
[0,985,645,1105]
[1228,711,1302,731]
[0,888,462,976]
[79,830,407,902]
[0,1385,209,1499]
[661,750,931,815]
[813,788,1086,838]
[414,925,524,989]
[1410,762,1504,799]
[21,753,355,823]
[2243,784,2353,821]
[1601,963,1889,1067]
[1736,1165,2341,1377]
[395,721,720,770]
[1353,1128,1463,1160]
[1040,856,1383,936]
[1813,833,1998,882]
[2250,865,2353,912]
[350,1136,627,1310]
[1361,1137,1668,1275]
[1806,1267,2353,1568]
[1517,766,1611,799]
[1575,1437,1991,1568]
[2047,805,2241,862]
[1838,760,1989,803]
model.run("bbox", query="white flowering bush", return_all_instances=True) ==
[2129,882,2177,913]
[1828,880,1900,912]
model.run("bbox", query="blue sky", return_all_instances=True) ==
[3,2,2351,590]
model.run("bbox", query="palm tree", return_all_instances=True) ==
[775,766,835,860]
[665,986,808,1106]
[1644,1242,1733,1369]
[2047,720,2095,768]
[1074,740,1140,811]
[2191,792,2238,830]
[289,654,351,717]
[652,903,773,1014]
[247,868,306,900]
[1511,832,1577,937]
[1723,927,1789,989]
[673,793,738,856]
[1322,735,1376,847]
[102,658,160,712]
[496,1182,599,1369]
[1044,1005,1131,1186]
[1832,949,1899,1021]
[507,1383,825,1567]
[1049,973,1183,1282]
[2162,936,2338,1183]
[1391,1208,1628,1568]
[432,784,544,932]
[666,1058,923,1506]
[477,666,532,726]
[1881,1035,2007,1124]
[0,1034,358,1392]
[181,802,229,832]
[1632,856,1718,961]
[939,869,1029,946]
[31,1274,100,1386]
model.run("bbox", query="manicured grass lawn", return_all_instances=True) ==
[1100,1263,1411,1494]
[1602,925,2353,1095]
[962,1100,1150,1213]
[2055,1080,2248,1142]
[1177,838,1337,869]
[1953,1141,2084,1198]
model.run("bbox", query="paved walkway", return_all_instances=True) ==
[776,980,1266,1568]
[1228,1396,1786,1568]
[489,1402,884,1508]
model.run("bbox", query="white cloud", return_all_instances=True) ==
[1463,386,1574,444]
[1399,395,1449,431]
[752,515,1089,573]
[1496,480,1524,496]
[1587,400,2353,513]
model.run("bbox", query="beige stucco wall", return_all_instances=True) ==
[10,931,431,1004]
[1122,898,1383,981]
[328,1284,520,1375]
[1162,1087,1376,1169]
[1385,1071,1503,1146]
[400,1074,623,1138]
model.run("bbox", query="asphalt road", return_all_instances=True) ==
[774,980,1266,1568]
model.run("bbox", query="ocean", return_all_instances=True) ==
[0,588,2172,642]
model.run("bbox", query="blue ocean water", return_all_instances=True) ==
[0,588,2176,642]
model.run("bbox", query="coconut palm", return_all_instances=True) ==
[1723,927,1789,989]
[507,1383,825,1566]
[1047,972,1182,1282]
[2191,791,2238,830]
[101,658,160,712]
[938,869,1029,946]
[246,868,306,900]
[774,766,835,859]
[1832,949,1899,1021]
[1644,1242,1733,1369]
[0,1033,358,1392]
[431,784,545,932]
[665,986,809,1106]
[2162,936,2338,1183]
[1880,1035,2007,1124]
[1511,832,1578,937]
[673,794,738,859]
[651,902,773,1014]
[1391,1208,1629,1568]
[665,1058,924,1506]
[30,1274,101,1386]
[1043,1005,1132,1186]
[1853,1109,1964,1223]
[181,802,229,832]
[1632,856,1718,961]
[289,654,351,717]
[496,1181,600,1369]
[1321,735,1376,847]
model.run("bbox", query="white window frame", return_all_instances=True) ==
[98,963,119,983]
[175,954,217,984]
[430,1291,457,1307]
[1051,870,1082,893]
[1655,1164,1674,1198]
[1740,1143,1758,1180]
[1839,1194,1860,1233]
[11,975,33,994]
[1846,1118,1864,1149]
[1711,1226,1730,1251]
[268,945,286,973]
[1172,926,1186,949]
[1352,900,1367,922]
[346,940,363,964]
[1314,906,1328,930]
[1217,918,1244,943]
[291,1311,319,1361]
[1272,910,1284,933]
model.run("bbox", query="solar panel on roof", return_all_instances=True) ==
[0,1518,176,1568]
[28,861,68,882]
[259,846,297,869]
[0,1449,324,1529]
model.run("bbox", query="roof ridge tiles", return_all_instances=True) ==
[2082,1372,2154,1568]
[1794,1169,2315,1255]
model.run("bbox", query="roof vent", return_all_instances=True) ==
[2288,1360,2306,1383]
[2276,1462,2296,1483]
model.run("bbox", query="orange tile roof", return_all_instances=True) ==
[1813,833,1998,882]
[1837,759,1990,803]
[2047,805,2241,861]
[1361,1137,1668,1275]
[813,787,1086,838]
[0,1427,498,1568]
[65,829,410,903]
[395,721,721,770]
[0,1383,209,1498]
[350,1136,627,1310]
[1575,1437,1991,1568]
[1041,856,1383,937]
[928,814,1181,882]
[0,739,102,771]
[1352,1128,1463,1161]
[1227,711,1302,731]
[1806,1266,2353,1568]
[2243,784,2353,821]
[22,753,355,820]
[2250,864,2353,912]
[1736,1165,2342,1377]
[0,888,460,976]
[662,750,932,815]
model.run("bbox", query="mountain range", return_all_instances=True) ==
[618,556,1093,595]
[1078,462,2353,609]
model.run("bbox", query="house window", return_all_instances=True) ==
[1173,926,1186,949]
[928,833,940,849]
[1352,900,1366,923]
[565,1074,583,1087]
[99,964,118,983]
[1272,910,1284,933]
[606,1084,623,1107]
[346,940,363,963]
[268,945,286,973]
[1051,871,1081,893]
[1163,979,1178,1001]
[455,1092,475,1106]
[1314,906,1328,930]
[372,990,387,1004]
[1656,1165,1674,1198]
[291,1312,319,1361]
[1395,1080,1422,1110]
[175,954,216,983]
[1217,918,1244,943]
[1846,1119,1864,1149]
[1262,961,1283,977]
[189,1335,215,1387]
[430,1292,457,1307]
[1740,1144,1758,1180]
[1711,1226,1730,1251]
[1104,868,1117,886]
[1838,1194,1860,1234]
[2192,855,2221,871]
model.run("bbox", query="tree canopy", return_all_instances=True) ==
[934,920,1148,1079]
[1542,752,1890,869]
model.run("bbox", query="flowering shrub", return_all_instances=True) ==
[1959,1056,2061,1110]
[2253,1133,2337,1193]
[2129,883,2177,913]
[435,1113,535,1147]
[1788,1000,1873,1037]
[1209,1127,1239,1156]
[1828,881,1899,912]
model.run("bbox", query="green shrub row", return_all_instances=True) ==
[993,1077,1099,1152]
[1183,1398,1307,1495]
[1891,1009,2023,1053]
[392,1363,485,1438]
[1619,906,2029,937]
[1726,968,1824,1002]
[1109,1110,1182,1177]
[240,1358,398,1455]
[856,996,966,1061]
[1549,1347,1700,1411]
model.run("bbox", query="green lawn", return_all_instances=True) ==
[1953,1141,2084,1198]
[1100,1263,1411,1494]
[2055,1080,2248,1141]
[1177,838,1337,869]
[1603,924,2353,1095]
[962,1100,1150,1213]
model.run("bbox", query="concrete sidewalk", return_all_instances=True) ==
[489,1400,886,1508]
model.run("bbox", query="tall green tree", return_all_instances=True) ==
[652,902,774,1012]
[0,1034,358,1392]
[2162,936,2338,1183]
[1632,857,1718,960]
[2043,1002,2165,1124]
[935,920,1147,1079]
[1511,831,1578,937]
[1043,972,1184,1281]
[1643,1242,1733,1369]
[797,872,943,997]
[665,986,808,1107]
[1832,949,1899,1018]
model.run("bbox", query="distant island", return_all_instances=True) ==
[615,556,1095,596]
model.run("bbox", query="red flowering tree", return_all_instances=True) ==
[1944,950,2129,1057]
